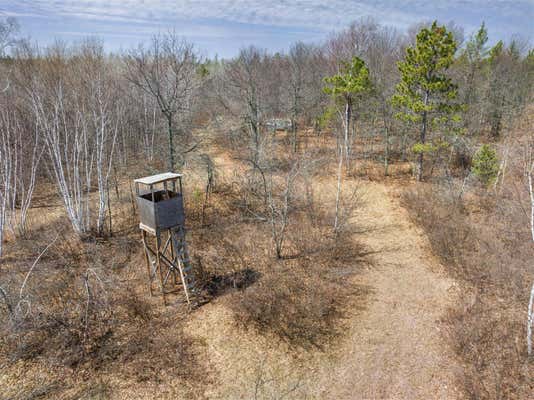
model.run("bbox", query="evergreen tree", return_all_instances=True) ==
[488,40,504,61]
[463,22,488,115]
[472,144,499,186]
[392,21,461,181]
[324,56,372,164]
[465,22,488,64]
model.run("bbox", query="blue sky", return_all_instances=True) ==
[1,1,533,57]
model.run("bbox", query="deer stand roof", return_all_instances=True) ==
[134,173,198,308]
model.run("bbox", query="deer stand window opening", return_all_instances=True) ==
[134,173,198,308]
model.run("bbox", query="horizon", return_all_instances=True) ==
[1,1,533,57]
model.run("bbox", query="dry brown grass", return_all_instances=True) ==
[182,132,371,351]
[401,183,534,399]
[229,260,346,349]
[0,196,209,399]
[0,126,397,398]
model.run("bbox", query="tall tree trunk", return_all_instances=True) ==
[490,110,502,139]
[250,120,259,166]
[167,114,174,171]
[528,170,534,242]
[291,118,298,153]
[334,101,350,234]
[384,125,390,176]
[334,142,344,234]
[291,88,299,153]
[0,190,6,257]
[418,92,429,182]
[528,281,534,356]
[344,100,352,171]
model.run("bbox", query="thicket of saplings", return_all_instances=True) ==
[0,15,533,398]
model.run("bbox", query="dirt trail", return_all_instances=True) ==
[307,181,462,399]
[188,178,461,399]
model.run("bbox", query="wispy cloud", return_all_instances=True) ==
[1,1,532,56]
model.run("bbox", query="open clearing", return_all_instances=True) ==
[0,152,464,400]
[183,180,461,399]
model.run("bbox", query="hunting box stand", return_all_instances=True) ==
[135,172,197,307]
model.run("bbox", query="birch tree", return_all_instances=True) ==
[16,41,123,236]
[0,70,42,255]
[0,107,13,256]
[30,78,93,234]
[525,138,534,356]
[324,56,371,232]
[79,40,120,236]
[524,138,534,242]
[0,105,42,238]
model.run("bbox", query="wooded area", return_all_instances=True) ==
[0,15,533,399]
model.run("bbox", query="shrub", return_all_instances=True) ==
[401,183,534,399]
[229,265,344,348]
[0,234,205,397]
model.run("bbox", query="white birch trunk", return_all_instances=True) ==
[29,81,93,235]
[528,171,534,242]
[0,114,12,256]
[528,282,534,356]
[334,102,349,233]
[0,102,42,254]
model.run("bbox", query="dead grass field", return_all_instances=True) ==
[183,179,462,399]
[1,130,463,400]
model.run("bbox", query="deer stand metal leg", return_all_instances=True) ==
[141,229,156,296]
[140,226,197,308]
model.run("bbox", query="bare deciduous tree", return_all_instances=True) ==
[0,17,19,57]
[220,47,266,164]
[79,39,120,235]
[125,33,199,171]
[18,41,120,236]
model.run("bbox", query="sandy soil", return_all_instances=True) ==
[184,179,462,399]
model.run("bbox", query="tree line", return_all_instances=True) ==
[0,16,532,255]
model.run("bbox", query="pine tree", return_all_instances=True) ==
[486,41,505,138]
[489,40,504,61]
[465,22,489,64]
[323,56,371,232]
[324,56,372,165]
[463,22,488,112]
[472,144,499,186]
[392,21,461,181]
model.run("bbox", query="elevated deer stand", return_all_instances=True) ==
[134,173,197,307]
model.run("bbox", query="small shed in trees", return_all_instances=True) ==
[265,118,293,132]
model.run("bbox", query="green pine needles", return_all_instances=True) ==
[392,21,462,181]
[472,144,499,186]
[323,56,371,232]
[323,56,371,101]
